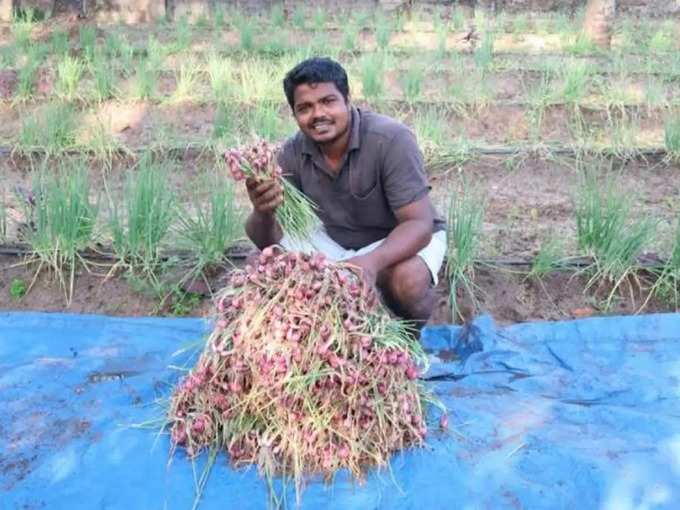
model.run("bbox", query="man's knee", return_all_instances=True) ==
[379,257,434,320]
[386,258,430,299]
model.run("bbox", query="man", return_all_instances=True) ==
[244,57,446,325]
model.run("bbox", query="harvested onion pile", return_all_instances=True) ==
[168,247,437,500]
[225,139,319,241]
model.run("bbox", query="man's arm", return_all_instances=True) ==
[244,178,284,250]
[344,121,438,284]
[346,195,434,285]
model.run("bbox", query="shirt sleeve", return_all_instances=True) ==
[381,126,430,211]
[277,137,302,190]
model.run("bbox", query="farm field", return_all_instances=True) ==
[1,5,679,323]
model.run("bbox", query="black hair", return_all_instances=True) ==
[283,57,350,109]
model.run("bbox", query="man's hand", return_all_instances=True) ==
[246,178,284,215]
[344,253,380,289]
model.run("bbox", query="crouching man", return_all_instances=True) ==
[244,57,446,327]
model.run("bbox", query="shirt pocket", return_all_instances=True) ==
[348,159,379,199]
[350,179,379,200]
[347,183,393,228]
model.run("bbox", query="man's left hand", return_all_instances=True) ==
[344,253,381,289]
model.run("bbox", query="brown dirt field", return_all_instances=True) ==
[0,251,673,325]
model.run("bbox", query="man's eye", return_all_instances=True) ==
[323,97,335,104]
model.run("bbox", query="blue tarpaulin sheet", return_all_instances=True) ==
[2,311,680,509]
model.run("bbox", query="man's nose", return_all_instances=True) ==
[312,102,325,118]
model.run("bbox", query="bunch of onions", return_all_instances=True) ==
[168,247,443,504]
[225,139,320,241]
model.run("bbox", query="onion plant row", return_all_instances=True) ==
[7,156,245,304]
[4,27,680,109]
[443,171,680,319]
[5,6,679,90]
[11,95,679,177]
[3,157,680,314]
[574,169,658,310]
[13,6,675,50]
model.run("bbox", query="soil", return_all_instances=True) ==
[0,405,97,491]
[0,248,673,325]
[0,70,17,99]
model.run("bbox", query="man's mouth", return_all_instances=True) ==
[311,120,333,134]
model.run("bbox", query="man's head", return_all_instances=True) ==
[283,58,351,145]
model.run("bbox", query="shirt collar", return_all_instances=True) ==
[301,105,361,156]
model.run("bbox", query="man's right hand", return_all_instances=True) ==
[246,178,284,215]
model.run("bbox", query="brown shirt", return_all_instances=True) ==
[278,106,445,250]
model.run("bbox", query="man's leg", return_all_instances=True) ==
[377,256,435,324]
[370,230,447,326]
[284,228,446,325]
[280,227,348,261]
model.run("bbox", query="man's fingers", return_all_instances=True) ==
[258,186,282,205]
[258,194,284,213]
[246,178,279,196]
[244,175,282,212]
[254,180,281,197]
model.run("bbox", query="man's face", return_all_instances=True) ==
[292,82,350,145]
